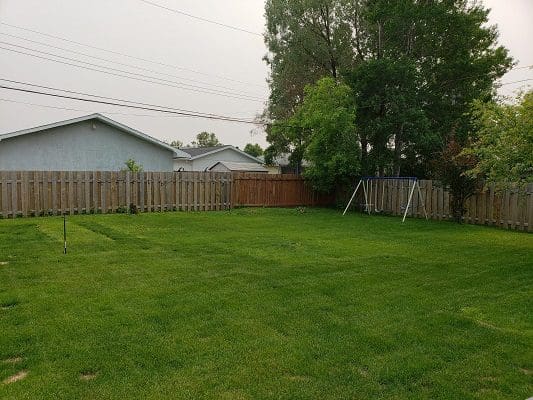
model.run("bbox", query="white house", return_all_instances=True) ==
[174,145,266,172]
[0,114,190,171]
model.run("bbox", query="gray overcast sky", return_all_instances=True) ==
[0,0,531,148]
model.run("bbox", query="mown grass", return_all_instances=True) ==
[0,208,531,399]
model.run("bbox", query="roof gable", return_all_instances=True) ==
[0,113,190,159]
[209,161,268,172]
[180,145,263,163]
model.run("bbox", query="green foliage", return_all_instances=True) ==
[264,0,354,121]
[263,145,277,165]
[346,58,432,175]
[191,132,221,147]
[122,159,143,172]
[432,135,482,223]
[243,143,264,157]
[294,77,360,191]
[264,0,513,177]
[465,91,533,187]
[169,140,183,148]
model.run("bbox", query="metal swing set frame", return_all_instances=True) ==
[343,177,428,222]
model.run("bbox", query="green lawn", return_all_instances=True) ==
[0,208,531,399]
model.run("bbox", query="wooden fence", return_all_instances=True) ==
[232,173,333,207]
[347,179,533,232]
[0,172,531,231]
[0,171,233,217]
[0,171,327,218]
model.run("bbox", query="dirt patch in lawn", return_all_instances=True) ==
[2,357,23,364]
[0,300,18,310]
[0,261,8,266]
[286,375,310,382]
[3,370,28,384]
[80,371,99,381]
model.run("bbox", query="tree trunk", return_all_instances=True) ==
[393,137,402,177]
[361,136,368,175]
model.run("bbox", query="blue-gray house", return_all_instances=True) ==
[0,113,190,171]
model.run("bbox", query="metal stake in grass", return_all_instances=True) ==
[63,214,67,255]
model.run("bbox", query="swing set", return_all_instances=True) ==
[343,177,428,222]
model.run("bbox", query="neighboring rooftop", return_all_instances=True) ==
[180,145,263,163]
[209,161,268,173]
[180,146,230,157]
[0,113,190,159]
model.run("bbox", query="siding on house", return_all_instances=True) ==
[0,118,175,171]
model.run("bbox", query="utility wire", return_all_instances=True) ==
[436,65,533,87]
[138,0,262,37]
[0,40,264,101]
[0,78,257,120]
[498,78,533,86]
[0,84,262,124]
[0,45,265,102]
[0,98,196,118]
[0,32,265,96]
[0,22,265,88]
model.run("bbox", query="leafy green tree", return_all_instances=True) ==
[123,159,143,172]
[354,0,512,176]
[169,140,183,148]
[267,121,310,175]
[243,143,264,157]
[191,132,221,147]
[465,91,533,187]
[264,0,354,122]
[346,58,432,176]
[264,0,513,177]
[291,77,360,191]
[263,145,278,165]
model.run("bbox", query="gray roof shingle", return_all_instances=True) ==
[179,146,230,157]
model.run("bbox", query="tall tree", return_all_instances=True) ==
[289,77,360,191]
[346,58,431,176]
[264,0,513,177]
[243,143,264,157]
[264,0,354,121]
[191,132,221,147]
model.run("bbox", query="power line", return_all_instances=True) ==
[498,78,533,86]
[0,41,265,100]
[0,84,263,125]
[138,0,262,37]
[0,95,260,120]
[428,65,533,88]
[0,78,257,120]
[0,32,266,96]
[0,98,190,118]
[0,22,265,88]
[0,44,266,102]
